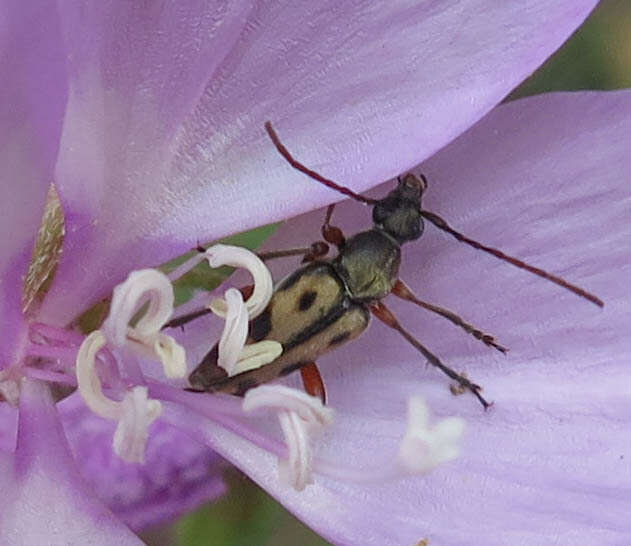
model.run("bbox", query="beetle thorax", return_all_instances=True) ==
[333,229,401,301]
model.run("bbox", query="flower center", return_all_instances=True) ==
[6,243,465,489]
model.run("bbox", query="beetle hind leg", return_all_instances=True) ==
[370,301,492,409]
[300,362,327,404]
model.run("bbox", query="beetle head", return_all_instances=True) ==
[372,173,427,243]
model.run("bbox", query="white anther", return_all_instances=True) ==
[217,288,249,375]
[243,385,333,491]
[113,386,162,463]
[76,331,162,463]
[398,396,465,474]
[204,244,273,319]
[233,341,283,374]
[103,268,186,379]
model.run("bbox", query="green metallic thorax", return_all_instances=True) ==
[334,228,401,301]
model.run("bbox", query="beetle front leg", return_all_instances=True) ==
[392,279,507,353]
[321,204,345,249]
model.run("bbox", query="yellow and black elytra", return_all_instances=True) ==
[171,123,603,409]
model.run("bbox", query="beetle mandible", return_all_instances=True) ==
[173,122,603,409]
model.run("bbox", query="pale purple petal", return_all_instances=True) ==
[0,380,141,545]
[43,1,597,324]
[58,393,227,531]
[0,1,67,361]
[171,90,631,545]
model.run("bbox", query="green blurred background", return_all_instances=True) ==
[142,2,631,544]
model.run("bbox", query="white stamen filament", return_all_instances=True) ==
[204,244,273,319]
[398,396,465,473]
[76,331,121,419]
[76,331,163,463]
[217,288,249,374]
[212,259,281,376]
[278,410,312,490]
[113,386,162,463]
[104,269,173,346]
[75,267,188,463]
[241,388,462,488]
[71,248,464,487]
[243,385,334,425]
[244,385,333,490]
[103,269,186,379]
[158,382,465,489]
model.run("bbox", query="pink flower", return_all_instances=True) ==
[3,2,624,545]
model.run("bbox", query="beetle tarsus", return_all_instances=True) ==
[370,301,490,409]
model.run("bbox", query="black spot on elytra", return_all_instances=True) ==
[279,361,306,377]
[250,307,272,341]
[298,290,317,311]
[329,331,351,346]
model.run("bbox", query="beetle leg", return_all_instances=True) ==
[164,284,255,329]
[300,362,327,404]
[164,307,212,329]
[258,241,330,263]
[392,279,507,353]
[321,204,346,248]
[187,344,228,392]
[369,301,492,409]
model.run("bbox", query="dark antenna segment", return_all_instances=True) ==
[265,120,603,309]
[420,210,604,308]
[265,121,377,205]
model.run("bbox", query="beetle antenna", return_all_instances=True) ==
[420,210,604,307]
[265,121,377,205]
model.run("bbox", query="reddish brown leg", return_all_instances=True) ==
[300,362,327,404]
[258,242,329,262]
[301,241,330,263]
[369,301,492,409]
[321,204,345,248]
[392,279,507,353]
[301,205,344,263]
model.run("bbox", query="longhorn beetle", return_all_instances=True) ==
[171,122,603,409]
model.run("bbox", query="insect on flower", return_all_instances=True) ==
[172,122,604,409]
